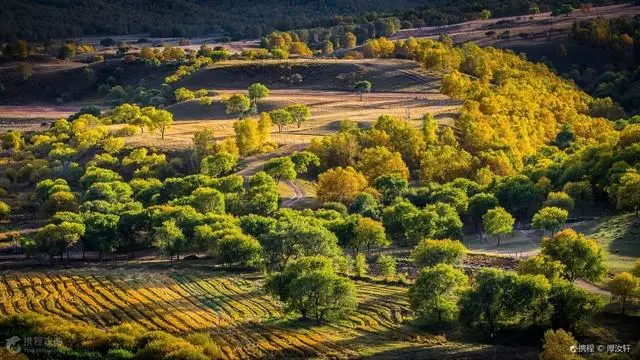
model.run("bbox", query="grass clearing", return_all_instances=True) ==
[588,213,640,273]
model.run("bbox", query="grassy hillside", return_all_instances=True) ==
[179,59,429,92]
[589,213,640,273]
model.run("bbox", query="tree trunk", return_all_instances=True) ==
[359,93,363,101]
[497,234,500,247]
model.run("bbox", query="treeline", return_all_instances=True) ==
[567,15,640,113]
[1,0,616,41]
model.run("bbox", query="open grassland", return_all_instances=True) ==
[123,59,460,149]
[0,268,523,359]
[0,59,460,149]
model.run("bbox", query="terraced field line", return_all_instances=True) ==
[84,274,157,329]
[97,275,177,332]
[109,275,192,332]
[130,276,214,330]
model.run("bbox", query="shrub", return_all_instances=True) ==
[376,254,397,279]
[354,253,368,277]
[411,238,467,268]
[215,233,262,266]
[115,125,139,137]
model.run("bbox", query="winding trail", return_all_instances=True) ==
[234,144,306,179]
[280,180,307,208]
[233,144,310,208]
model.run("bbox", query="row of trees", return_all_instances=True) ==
[407,229,612,337]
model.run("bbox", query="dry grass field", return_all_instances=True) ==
[121,59,460,149]
[0,59,460,149]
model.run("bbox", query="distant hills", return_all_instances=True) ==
[1,0,618,41]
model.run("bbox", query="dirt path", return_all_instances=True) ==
[575,279,611,297]
[281,179,306,208]
[234,144,306,179]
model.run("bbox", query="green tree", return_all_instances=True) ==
[349,192,380,219]
[266,256,356,323]
[548,279,601,329]
[533,207,568,236]
[459,268,550,338]
[263,157,297,183]
[215,233,262,266]
[563,181,592,216]
[190,187,225,214]
[353,217,389,253]
[544,192,575,212]
[468,193,499,233]
[607,272,639,315]
[617,172,640,216]
[269,109,293,133]
[175,87,196,102]
[259,214,341,272]
[353,80,372,101]
[148,108,174,139]
[285,104,312,128]
[494,175,537,219]
[201,153,237,177]
[191,128,218,169]
[354,253,368,277]
[422,113,438,146]
[376,254,397,279]
[517,255,565,280]
[411,238,467,268]
[153,219,186,262]
[35,221,85,261]
[82,213,120,261]
[482,206,514,246]
[248,83,269,110]
[541,229,607,282]
[289,151,320,174]
[245,172,280,216]
[373,174,408,204]
[225,94,251,119]
[409,263,468,324]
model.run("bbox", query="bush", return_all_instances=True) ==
[354,253,368,277]
[411,238,467,268]
[114,125,139,137]
[215,233,262,266]
[376,254,397,279]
